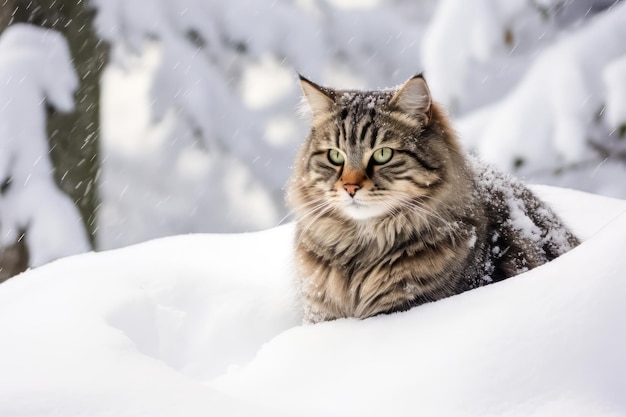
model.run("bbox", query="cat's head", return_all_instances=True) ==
[289,74,464,223]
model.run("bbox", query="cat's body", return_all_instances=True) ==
[288,74,579,324]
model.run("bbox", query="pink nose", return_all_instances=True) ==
[343,183,361,197]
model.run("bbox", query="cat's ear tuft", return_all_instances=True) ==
[390,74,432,123]
[299,75,335,117]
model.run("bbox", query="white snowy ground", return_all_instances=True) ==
[1,186,625,417]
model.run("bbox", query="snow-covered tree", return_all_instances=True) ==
[0,0,108,278]
[2,0,107,242]
[423,0,626,197]
[0,24,89,273]
[92,0,626,250]
[92,0,435,248]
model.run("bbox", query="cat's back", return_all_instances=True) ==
[469,157,580,282]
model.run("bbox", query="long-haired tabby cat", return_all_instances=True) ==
[288,74,580,324]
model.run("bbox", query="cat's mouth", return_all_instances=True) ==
[340,199,388,220]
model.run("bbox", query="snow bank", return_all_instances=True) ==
[0,226,299,416]
[0,186,625,416]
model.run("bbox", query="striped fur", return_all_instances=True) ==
[288,75,579,323]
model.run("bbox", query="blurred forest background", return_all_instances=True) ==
[0,0,624,279]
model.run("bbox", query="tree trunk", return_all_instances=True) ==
[0,231,28,283]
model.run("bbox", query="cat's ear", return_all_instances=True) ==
[389,74,432,124]
[299,75,335,117]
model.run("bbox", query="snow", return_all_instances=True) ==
[422,0,550,112]
[471,157,577,255]
[439,1,626,200]
[0,25,89,267]
[603,55,626,130]
[1,186,626,416]
[459,2,626,172]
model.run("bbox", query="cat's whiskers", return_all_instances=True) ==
[373,198,421,228]
[295,200,330,224]
[373,193,457,241]
[353,196,432,245]
[299,205,335,238]
[379,194,442,226]
[400,203,438,238]
[391,191,453,225]
[296,199,336,238]
[377,200,421,239]
[279,198,329,225]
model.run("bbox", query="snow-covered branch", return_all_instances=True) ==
[0,24,89,267]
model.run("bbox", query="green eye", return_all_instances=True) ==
[372,147,393,165]
[328,149,345,166]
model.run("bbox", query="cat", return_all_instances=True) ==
[287,73,580,324]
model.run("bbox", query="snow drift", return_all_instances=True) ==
[0,186,625,416]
